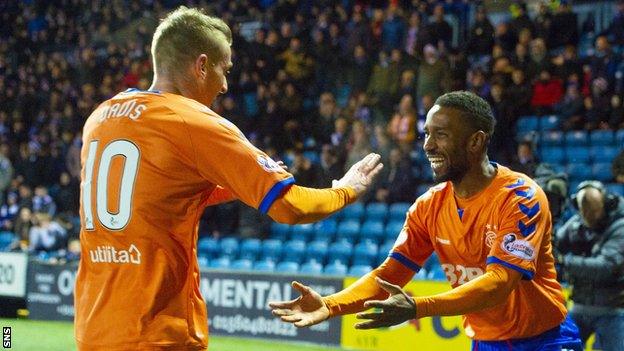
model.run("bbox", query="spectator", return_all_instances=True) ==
[508,68,532,117]
[290,152,322,188]
[489,83,516,164]
[527,38,551,81]
[388,95,417,149]
[50,172,79,216]
[417,44,449,101]
[0,143,13,195]
[13,207,33,244]
[531,69,564,115]
[609,94,624,129]
[374,147,415,204]
[555,181,624,351]
[509,141,539,178]
[381,5,405,51]
[29,213,67,253]
[558,84,585,130]
[279,37,314,81]
[549,2,578,49]
[319,144,343,187]
[0,193,19,231]
[32,186,56,217]
[343,45,372,94]
[466,6,494,58]
[427,4,453,50]
[534,2,553,42]
[345,121,372,171]
[510,1,535,38]
[612,150,624,184]
[604,0,624,46]
[404,12,426,58]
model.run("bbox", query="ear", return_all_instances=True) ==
[195,54,210,78]
[468,131,487,153]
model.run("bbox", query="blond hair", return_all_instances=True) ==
[151,6,232,77]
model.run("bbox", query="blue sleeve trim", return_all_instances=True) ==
[486,256,534,280]
[389,252,421,272]
[258,177,295,214]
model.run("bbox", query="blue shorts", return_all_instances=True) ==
[471,315,582,351]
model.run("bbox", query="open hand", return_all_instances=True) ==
[355,277,416,329]
[332,153,383,196]
[269,281,330,328]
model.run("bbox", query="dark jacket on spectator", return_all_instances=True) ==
[555,196,624,308]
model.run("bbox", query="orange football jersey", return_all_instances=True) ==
[391,164,566,340]
[75,89,294,350]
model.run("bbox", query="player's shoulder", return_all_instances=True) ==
[494,164,547,203]
[410,182,450,212]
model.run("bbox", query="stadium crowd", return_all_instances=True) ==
[0,0,623,259]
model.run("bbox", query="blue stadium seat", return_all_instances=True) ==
[336,220,361,241]
[219,238,239,258]
[323,261,348,276]
[291,224,314,242]
[276,261,300,273]
[341,202,365,221]
[540,147,565,164]
[427,267,447,281]
[239,238,262,260]
[261,239,282,261]
[385,220,404,241]
[591,146,620,163]
[299,260,323,275]
[197,255,209,267]
[365,202,388,221]
[377,242,394,265]
[564,131,588,146]
[540,131,564,147]
[592,163,613,182]
[360,220,385,243]
[352,241,378,266]
[516,116,539,134]
[231,259,253,271]
[590,130,614,146]
[540,115,561,131]
[389,203,411,220]
[327,241,353,264]
[566,163,593,182]
[565,146,591,164]
[283,240,306,263]
[270,222,291,241]
[306,241,328,264]
[617,130,624,146]
[313,219,337,242]
[348,264,373,277]
[208,257,231,270]
[197,237,220,258]
[606,183,624,196]
[254,259,276,272]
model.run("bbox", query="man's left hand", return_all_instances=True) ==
[355,277,417,329]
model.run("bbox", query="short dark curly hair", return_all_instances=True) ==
[434,91,496,136]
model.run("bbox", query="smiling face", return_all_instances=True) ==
[423,105,473,183]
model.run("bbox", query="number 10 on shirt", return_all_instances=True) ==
[82,139,140,231]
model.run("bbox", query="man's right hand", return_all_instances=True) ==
[332,153,383,196]
[269,281,330,328]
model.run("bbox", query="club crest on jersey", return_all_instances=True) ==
[257,155,282,173]
[484,224,497,248]
[501,233,535,260]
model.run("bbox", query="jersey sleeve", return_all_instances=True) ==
[389,199,434,272]
[182,112,294,213]
[487,179,551,280]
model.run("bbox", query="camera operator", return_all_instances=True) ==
[554,180,624,351]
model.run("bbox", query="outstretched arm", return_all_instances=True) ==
[267,153,383,224]
[355,264,521,329]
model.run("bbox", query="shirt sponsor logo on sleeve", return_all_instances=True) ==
[257,155,282,173]
[501,233,535,260]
